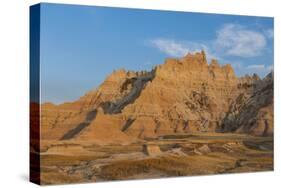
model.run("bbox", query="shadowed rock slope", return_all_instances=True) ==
[40,51,273,143]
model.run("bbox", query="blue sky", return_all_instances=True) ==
[39,3,274,104]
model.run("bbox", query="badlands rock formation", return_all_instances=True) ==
[41,51,273,143]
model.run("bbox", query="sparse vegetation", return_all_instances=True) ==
[40,133,273,184]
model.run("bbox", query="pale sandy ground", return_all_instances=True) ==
[35,133,273,185]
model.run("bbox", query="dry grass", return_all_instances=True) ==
[85,144,143,154]
[98,154,239,180]
[41,154,107,166]
[41,171,85,185]
[39,133,273,184]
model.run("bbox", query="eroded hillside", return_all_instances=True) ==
[40,51,273,144]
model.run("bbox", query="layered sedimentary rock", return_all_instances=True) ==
[221,72,273,136]
[40,51,273,143]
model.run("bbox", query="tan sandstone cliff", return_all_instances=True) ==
[40,51,273,143]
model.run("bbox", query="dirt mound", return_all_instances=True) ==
[143,144,162,156]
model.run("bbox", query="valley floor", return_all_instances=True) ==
[35,133,273,185]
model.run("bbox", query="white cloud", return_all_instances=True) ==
[220,61,272,78]
[150,39,190,57]
[267,64,274,71]
[150,39,218,61]
[148,23,273,77]
[214,24,267,57]
[143,61,152,66]
[233,63,273,77]
[246,64,273,77]
[246,64,273,72]
[264,29,274,39]
[247,64,265,69]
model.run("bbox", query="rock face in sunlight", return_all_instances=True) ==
[40,51,273,142]
[38,51,273,185]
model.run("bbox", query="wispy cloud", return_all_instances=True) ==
[149,39,217,60]
[246,64,273,72]
[264,29,274,39]
[247,64,265,69]
[150,24,271,60]
[148,23,273,77]
[150,39,190,57]
[233,63,273,77]
[267,64,274,71]
[143,61,152,66]
[214,24,267,57]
